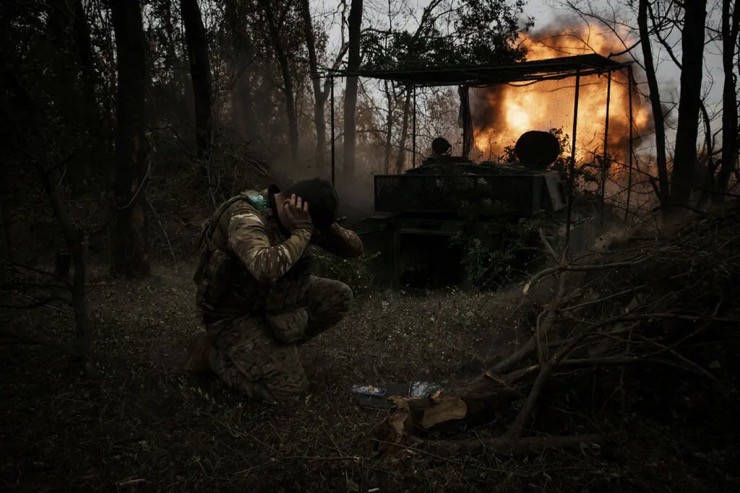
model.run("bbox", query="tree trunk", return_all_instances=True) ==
[180,0,213,166]
[0,188,12,261]
[638,0,669,205]
[224,1,257,140]
[45,2,78,99]
[695,104,715,208]
[300,0,327,166]
[0,51,92,363]
[262,0,299,160]
[716,0,740,195]
[458,85,473,158]
[95,0,117,140]
[67,0,100,132]
[343,0,363,172]
[670,0,707,208]
[395,88,411,173]
[45,0,99,188]
[162,1,181,88]
[383,80,394,174]
[38,165,91,363]
[110,0,150,277]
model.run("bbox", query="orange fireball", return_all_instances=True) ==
[472,26,650,176]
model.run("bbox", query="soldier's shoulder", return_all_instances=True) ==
[241,190,270,212]
[214,192,267,228]
[225,191,267,214]
[228,201,265,223]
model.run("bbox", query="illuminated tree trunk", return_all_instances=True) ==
[181,0,213,166]
[383,80,394,174]
[110,0,150,277]
[262,0,299,160]
[638,0,669,205]
[224,1,258,140]
[459,85,473,158]
[343,0,363,172]
[670,0,707,208]
[395,88,411,172]
[717,0,740,196]
[300,0,327,165]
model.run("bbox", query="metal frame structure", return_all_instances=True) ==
[323,54,636,218]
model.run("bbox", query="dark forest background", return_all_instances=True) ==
[1,0,739,490]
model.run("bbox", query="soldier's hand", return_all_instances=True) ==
[284,194,313,232]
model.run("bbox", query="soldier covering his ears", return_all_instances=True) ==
[188,178,363,401]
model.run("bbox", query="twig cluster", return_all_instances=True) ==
[377,204,740,455]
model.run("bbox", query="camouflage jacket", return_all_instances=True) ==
[195,187,363,322]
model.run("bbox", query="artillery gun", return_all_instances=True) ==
[324,55,636,286]
[360,131,572,286]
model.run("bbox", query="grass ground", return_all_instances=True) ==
[1,254,738,492]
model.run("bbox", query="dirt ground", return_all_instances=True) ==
[1,256,737,492]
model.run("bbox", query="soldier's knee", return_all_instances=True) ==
[267,308,309,344]
[306,278,353,330]
[335,281,353,311]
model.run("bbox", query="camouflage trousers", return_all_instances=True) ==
[206,275,352,402]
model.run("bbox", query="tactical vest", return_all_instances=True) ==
[193,192,268,310]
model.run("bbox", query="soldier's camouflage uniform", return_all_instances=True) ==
[194,186,363,401]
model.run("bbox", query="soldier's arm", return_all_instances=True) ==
[227,205,312,284]
[311,223,364,258]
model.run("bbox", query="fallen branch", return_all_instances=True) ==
[557,356,718,382]
[0,327,80,356]
[523,254,652,295]
[147,198,176,260]
[281,455,361,462]
[493,271,568,374]
[538,228,559,263]
[0,258,71,286]
[372,208,740,457]
[422,434,602,454]
[0,296,70,310]
[505,363,553,439]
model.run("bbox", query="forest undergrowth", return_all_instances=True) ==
[1,198,739,492]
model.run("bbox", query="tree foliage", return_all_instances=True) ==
[362,0,530,71]
[566,0,739,210]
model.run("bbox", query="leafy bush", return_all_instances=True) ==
[452,213,550,289]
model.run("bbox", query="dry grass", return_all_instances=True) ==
[1,253,736,491]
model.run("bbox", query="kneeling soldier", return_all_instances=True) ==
[188,178,363,401]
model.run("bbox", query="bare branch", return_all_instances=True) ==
[0,327,80,356]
